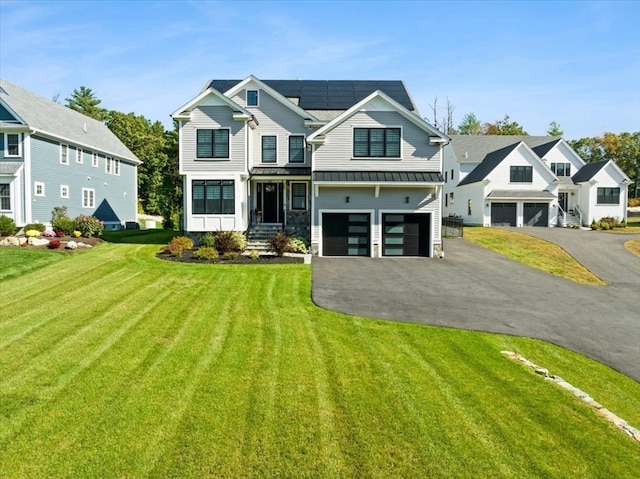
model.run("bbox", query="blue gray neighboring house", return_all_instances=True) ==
[0,79,140,229]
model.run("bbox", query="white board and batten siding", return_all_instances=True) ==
[180,106,247,174]
[312,186,441,254]
[314,111,441,172]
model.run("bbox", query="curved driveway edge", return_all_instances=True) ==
[311,235,640,382]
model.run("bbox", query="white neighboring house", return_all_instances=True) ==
[443,135,631,227]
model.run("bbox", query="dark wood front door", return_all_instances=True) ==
[260,183,283,223]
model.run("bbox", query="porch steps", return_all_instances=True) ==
[246,224,282,252]
[562,210,582,227]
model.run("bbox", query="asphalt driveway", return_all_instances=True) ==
[312,231,640,381]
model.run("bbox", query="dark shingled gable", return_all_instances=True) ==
[313,171,443,182]
[457,142,520,186]
[531,138,562,158]
[572,160,607,182]
[208,79,415,111]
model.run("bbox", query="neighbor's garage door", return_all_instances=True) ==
[523,203,549,227]
[491,202,516,226]
[382,213,430,257]
[322,213,370,256]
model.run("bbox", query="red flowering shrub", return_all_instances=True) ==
[56,230,65,237]
[47,240,61,249]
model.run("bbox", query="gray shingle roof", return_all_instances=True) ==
[251,167,311,176]
[0,79,139,164]
[208,80,416,112]
[448,135,558,164]
[314,171,443,183]
[572,160,607,182]
[0,162,22,174]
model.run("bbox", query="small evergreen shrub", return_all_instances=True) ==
[591,219,598,230]
[170,236,194,250]
[74,215,104,237]
[268,232,291,257]
[215,231,243,254]
[199,232,216,248]
[162,242,184,257]
[288,235,309,254]
[53,217,75,235]
[24,222,46,233]
[248,250,260,260]
[0,215,17,236]
[231,231,247,251]
[223,251,238,260]
[193,247,219,260]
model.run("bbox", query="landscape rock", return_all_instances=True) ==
[0,237,20,246]
[66,241,78,250]
[28,237,49,246]
[77,242,92,248]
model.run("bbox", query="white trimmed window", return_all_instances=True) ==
[35,181,45,197]
[60,145,69,165]
[114,159,120,175]
[76,148,83,164]
[82,188,95,208]
[60,185,69,199]
[106,157,112,174]
[247,90,259,107]
[4,133,21,157]
[0,183,10,210]
[92,152,99,167]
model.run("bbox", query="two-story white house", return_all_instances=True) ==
[443,135,630,227]
[172,75,450,257]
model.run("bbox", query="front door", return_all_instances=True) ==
[559,192,568,213]
[259,183,283,223]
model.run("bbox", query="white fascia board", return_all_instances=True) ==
[29,128,141,165]
[224,75,319,122]
[0,98,27,125]
[555,139,586,166]
[307,90,450,143]
[604,159,632,183]
[170,87,251,121]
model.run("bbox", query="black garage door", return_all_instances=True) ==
[322,213,370,256]
[491,203,516,226]
[524,203,549,227]
[382,214,430,257]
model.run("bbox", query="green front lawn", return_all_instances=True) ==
[1,244,638,478]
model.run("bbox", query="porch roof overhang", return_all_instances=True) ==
[250,167,311,180]
[487,190,555,201]
[0,162,23,175]
[313,171,444,184]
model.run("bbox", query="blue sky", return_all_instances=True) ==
[1,0,638,140]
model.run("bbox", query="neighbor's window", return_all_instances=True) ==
[551,162,571,176]
[449,192,454,204]
[106,157,112,174]
[597,187,620,204]
[34,181,45,197]
[353,128,401,158]
[291,182,307,210]
[510,165,532,182]
[262,136,277,163]
[60,145,69,165]
[289,136,304,163]
[247,90,259,107]
[192,180,235,214]
[5,133,20,156]
[82,188,95,208]
[76,148,83,164]
[60,184,69,199]
[92,152,99,167]
[113,159,120,176]
[197,129,229,158]
[0,184,10,210]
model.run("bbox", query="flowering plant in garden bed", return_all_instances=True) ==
[56,230,65,237]
[47,240,61,249]
[43,230,56,237]
[25,230,41,238]
[74,215,104,237]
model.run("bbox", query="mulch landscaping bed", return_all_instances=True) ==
[156,250,304,264]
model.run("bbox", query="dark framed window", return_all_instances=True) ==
[6,134,20,156]
[196,129,229,158]
[192,180,235,214]
[289,136,304,163]
[291,182,307,210]
[510,166,532,182]
[0,184,10,210]
[597,187,620,204]
[262,136,277,163]
[247,90,259,107]
[353,128,401,158]
[551,162,571,176]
